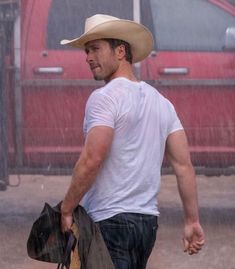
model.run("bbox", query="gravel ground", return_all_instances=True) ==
[0,174,235,269]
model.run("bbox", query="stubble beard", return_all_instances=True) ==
[92,71,111,83]
[93,73,104,81]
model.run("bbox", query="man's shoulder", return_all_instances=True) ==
[91,78,126,99]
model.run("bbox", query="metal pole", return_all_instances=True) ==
[14,13,23,167]
[133,0,141,23]
[0,21,9,191]
[133,0,141,79]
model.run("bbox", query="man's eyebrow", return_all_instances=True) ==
[85,43,100,51]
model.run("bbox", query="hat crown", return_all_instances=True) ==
[85,14,120,33]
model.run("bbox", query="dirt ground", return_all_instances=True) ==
[0,174,235,269]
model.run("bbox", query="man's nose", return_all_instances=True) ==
[86,52,93,63]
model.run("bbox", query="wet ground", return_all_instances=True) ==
[0,174,235,269]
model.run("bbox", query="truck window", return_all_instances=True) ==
[47,0,133,50]
[229,0,235,5]
[141,0,235,51]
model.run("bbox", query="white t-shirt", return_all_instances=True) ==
[81,77,183,222]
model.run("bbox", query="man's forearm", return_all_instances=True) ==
[176,164,200,224]
[61,126,114,216]
[61,150,100,216]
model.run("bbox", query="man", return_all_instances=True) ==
[60,14,205,269]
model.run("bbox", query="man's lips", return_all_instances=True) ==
[90,64,100,71]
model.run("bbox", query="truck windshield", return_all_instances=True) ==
[47,0,133,50]
[47,0,235,52]
[142,0,235,51]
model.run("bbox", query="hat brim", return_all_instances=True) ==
[60,20,154,63]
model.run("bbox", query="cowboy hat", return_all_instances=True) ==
[60,14,154,63]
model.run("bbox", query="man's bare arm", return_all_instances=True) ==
[61,126,113,231]
[166,130,205,254]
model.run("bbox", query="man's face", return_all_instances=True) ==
[85,39,119,82]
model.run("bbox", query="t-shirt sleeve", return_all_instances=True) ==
[166,101,184,135]
[83,91,116,134]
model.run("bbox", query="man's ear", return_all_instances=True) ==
[115,44,126,60]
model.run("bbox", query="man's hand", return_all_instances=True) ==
[183,222,205,255]
[60,202,73,232]
[61,212,73,233]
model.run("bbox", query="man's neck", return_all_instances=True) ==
[105,61,138,83]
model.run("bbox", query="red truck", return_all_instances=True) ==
[4,0,235,175]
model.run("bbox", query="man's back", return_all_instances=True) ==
[81,77,183,221]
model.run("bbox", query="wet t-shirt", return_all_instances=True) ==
[81,77,183,222]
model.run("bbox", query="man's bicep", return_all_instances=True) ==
[84,126,114,162]
[166,130,192,170]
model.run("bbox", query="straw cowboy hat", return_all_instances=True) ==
[60,14,154,63]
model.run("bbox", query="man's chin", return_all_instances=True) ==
[94,75,104,81]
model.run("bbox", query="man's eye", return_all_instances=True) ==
[85,46,99,54]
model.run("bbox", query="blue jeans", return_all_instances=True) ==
[97,213,158,269]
